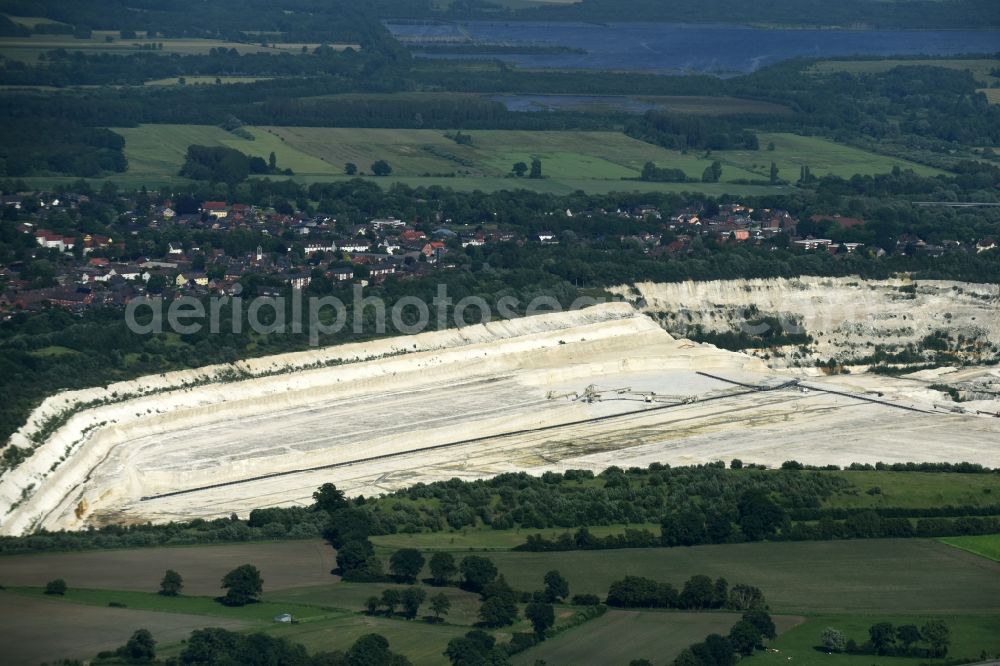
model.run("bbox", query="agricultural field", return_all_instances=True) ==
[811,58,1000,87]
[721,132,944,180]
[0,590,251,665]
[2,534,999,664]
[0,31,357,64]
[981,88,1000,105]
[512,611,804,666]
[485,539,1000,614]
[110,123,931,194]
[743,614,1000,666]
[0,540,336,595]
[939,534,1000,562]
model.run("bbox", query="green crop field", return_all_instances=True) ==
[742,614,1000,666]
[940,534,1000,562]
[485,539,1000,614]
[110,124,929,195]
[812,58,1000,87]
[723,133,944,179]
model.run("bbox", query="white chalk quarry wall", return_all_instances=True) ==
[612,277,1000,366]
[2,303,704,534]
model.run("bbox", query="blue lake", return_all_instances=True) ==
[387,21,1000,75]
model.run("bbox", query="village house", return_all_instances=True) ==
[200,201,229,218]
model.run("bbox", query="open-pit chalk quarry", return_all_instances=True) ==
[2,280,999,535]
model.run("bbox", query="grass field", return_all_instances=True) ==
[265,614,470,665]
[940,534,1000,562]
[826,471,1000,510]
[8,586,342,622]
[485,539,1000,614]
[743,614,1000,666]
[267,582,485,625]
[812,58,1000,87]
[513,610,803,665]
[110,123,932,194]
[723,132,943,179]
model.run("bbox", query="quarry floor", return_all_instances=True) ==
[3,301,999,533]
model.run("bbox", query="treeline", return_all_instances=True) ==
[606,574,766,611]
[179,145,287,183]
[626,111,760,151]
[0,120,126,177]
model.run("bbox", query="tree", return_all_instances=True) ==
[365,596,380,615]
[445,630,509,666]
[543,570,569,602]
[429,552,457,585]
[821,627,847,653]
[345,162,358,176]
[512,161,528,177]
[371,160,392,176]
[869,622,896,655]
[737,489,786,541]
[767,142,776,151]
[220,564,263,606]
[312,483,348,512]
[337,539,374,574]
[921,619,950,657]
[44,579,67,595]
[118,629,156,663]
[401,587,426,620]
[729,620,763,655]
[728,584,766,610]
[529,158,542,179]
[478,595,518,627]
[159,569,183,596]
[680,574,716,609]
[524,601,555,637]
[389,548,425,583]
[459,556,497,592]
[381,588,401,615]
[268,151,277,171]
[742,610,777,640]
[429,592,451,621]
[345,633,410,666]
[769,161,780,184]
[702,160,722,183]
[896,624,921,652]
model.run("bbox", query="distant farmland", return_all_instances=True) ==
[111,124,941,194]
